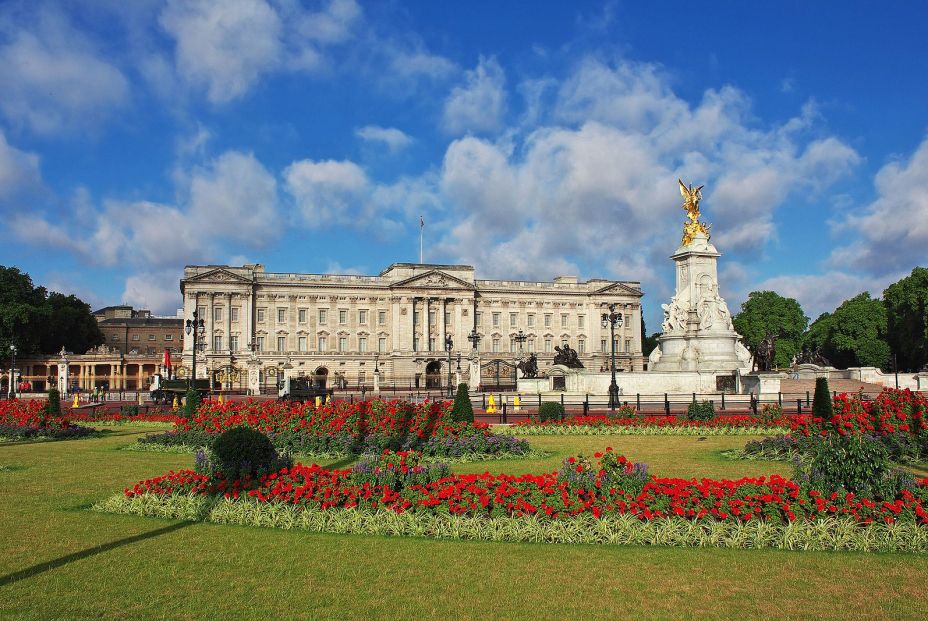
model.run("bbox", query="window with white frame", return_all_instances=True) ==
[230,335,239,351]
[625,338,631,353]
[256,336,265,352]
[378,310,386,325]
[231,307,239,322]
[578,339,586,354]
[475,311,482,325]
[378,337,386,352]
[338,337,348,352]
[544,314,551,328]
[601,339,607,353]
[298,336,307,351]
[359,309,368,324]
[578,315,585,329]
[561,314,568,328]
[257,308,266,323]
[214,307,222,322]
[164,334,173,341]
[277,336,286,352]
[544,338,552,353]
[510,313,517,328]
[277,308,286,323]
[298,309,307,323]
[528,338,535,352]
[317,336,327,351]
[318,309,327,324]
[213,335,223,351]
[527,314,535,328]
[339,310,347,324]
[132,334,140,341]
[509,339,516,353]
[148,334,155,341]
[492,338,500,352]
[492,312,500,327]
[359,337,367,352]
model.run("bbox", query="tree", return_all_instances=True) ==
[640,317,659,356]
[0,266,103,356]
[733,291,808,369]
[450,383,474,423]
[803,312,834,355]
[883,267,928,371]
[812,377,833,419]
[821,293,890,369]
[39,293,104,355]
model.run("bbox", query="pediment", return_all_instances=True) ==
[392,269,475,290]
[185,268,252,285]
[592,282,643,297]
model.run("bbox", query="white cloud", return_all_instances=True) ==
[0,9,129,133]
[750,271,901,320]
[122,270,183,315]
[829,135,928,275]
[0,131,42,201]
[355,125,413,151]
[187,151,279,243]
[442,56,507,134]
[160,0,283,104]
[284,159,369,225]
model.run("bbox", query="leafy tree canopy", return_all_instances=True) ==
[822,293,890,369]
[0,265,103,358]
[883,267,928,371]
[733,290,808,369]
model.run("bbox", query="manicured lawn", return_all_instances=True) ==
[1,428,927,620]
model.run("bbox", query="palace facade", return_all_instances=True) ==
[180,263,644,391]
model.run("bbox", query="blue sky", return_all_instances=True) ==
[1,0,926,333]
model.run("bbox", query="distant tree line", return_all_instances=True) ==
[642,266,928,372]
[0,265,104,358]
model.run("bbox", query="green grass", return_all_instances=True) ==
[2,427,928,620]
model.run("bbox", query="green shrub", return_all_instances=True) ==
[120,405,140,417]
[45,388,61,417]
[537,402,565,422]
[813,377,833,419]
[210,427,280,482]
[450,383,474,423]
[794,433,904,499]
[610,404,637,419]
[183,388,202,418]
[759,403,783,425]
[686,400,715,421]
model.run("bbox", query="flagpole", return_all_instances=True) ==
[419,216,424,264]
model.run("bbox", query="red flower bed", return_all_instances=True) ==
[0,399,72,430]
[512,413,794,429]
[67,412,180,424]
[125,450,928,526]
[176,398,483,439]
[787,388,928,440]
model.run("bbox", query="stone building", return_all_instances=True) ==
[93,305,184,355]
[180,262,644,391]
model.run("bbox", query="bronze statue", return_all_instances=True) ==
[553,344,584,369]
[679,179,711,245]
[755,332,777,372]
[517,353,538,378]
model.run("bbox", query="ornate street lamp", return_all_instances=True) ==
[445,334,454,398]
[467,328,481,351]
[184,310,206,390]
[513,329,527,360]
[374,352,380,374]
[8,344,17,399]
[601,304,624,411]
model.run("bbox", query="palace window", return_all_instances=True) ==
[492,338,500,353]
[378,310,387,325]
[213,336,223,351]
[338,337,348,352]
[475,312,482,325]
[298,336,307,352]
[339,310,348,324]
[132,334,140,341]
[257,308,266,323]
[578,339,586,354]
[429,310,436,325]
[429,337,436,351]
[359,309,368,324]
[148,334,155,341]
[277,336,286,352]
[378,337,387,352]
[317,336,327,351]
[561,314,568,328]
[578,315,585,329]
[445,311,451,326]
[601,339,607,353]
[256,336,265,352]
[277,309,286,323]
[527,314,535,328]
[359,337,367,353]
[510,313,517,328]
[544,314,551,328]
[214,307,222,322]
[164,334,173,341]
[231,307,239,322]
[544,339,552,353]
[509,340,516,353]
[625,339,632,353]
[230,335,239,352]
[625,314,631,328]
[318,309,327,324]
[298,309,307,323]
[492,312,500,327]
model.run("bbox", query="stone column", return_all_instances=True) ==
[57,354,69,396]
[425,297,431,352]
[206,292,215,352]
[411,297,418,352]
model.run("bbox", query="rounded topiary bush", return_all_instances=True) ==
[184,388,202,418]
[450,383,474,423]
[686,400,715,421]
[45,388,61,417]
[812,376,833,420]
[538,401,565,422]
[210,427,279,482]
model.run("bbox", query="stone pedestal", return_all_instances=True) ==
[247,360,261,396]
[57,353,70,396]
[649,232,752,374]
[373,371,380,394]
[469,354,480,390]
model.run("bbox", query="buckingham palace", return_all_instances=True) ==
[180,262,644,391]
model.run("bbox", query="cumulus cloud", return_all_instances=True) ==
[0,9,130,133]
[442,56,507,134]
[122,270,184,315]
[159,0,363,103]
[749,271,902,320]
[355,125,413,151]
[0,131,42,201]
[829,135,928,275]
[284,159,369,225]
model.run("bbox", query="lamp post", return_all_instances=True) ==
[513,329,527,360]
[184,310,206,390]
[374,352,380,374]
[445,334,454,398]
[467,328,481,351]
[601,304,624,412]
[8,344,17,399]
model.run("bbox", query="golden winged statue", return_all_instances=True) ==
[678,179,710,245]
